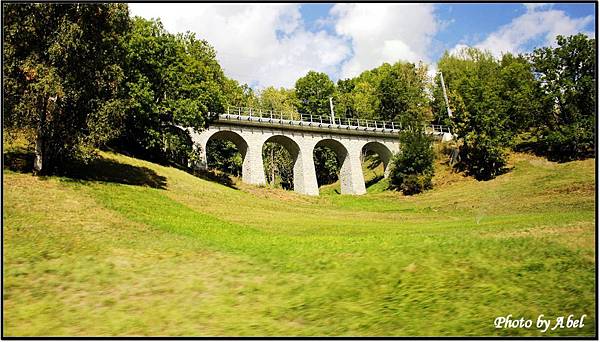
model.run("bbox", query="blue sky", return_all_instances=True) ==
[299,3,595,62]
[130,3,596,88]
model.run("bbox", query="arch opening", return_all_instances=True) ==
[313,139,348,193]
[361,141,394,190]
[205,130,248,177]
[262,135,299,191]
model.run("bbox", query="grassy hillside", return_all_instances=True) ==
[3,149,596,337]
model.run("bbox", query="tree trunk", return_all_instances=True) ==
[33,96,48,175]
[270,147,275,186]
[33,133,44,175]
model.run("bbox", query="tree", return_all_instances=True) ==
[498,53,546,135]
[530,34,595,161]
[118,17,228,165]
[389,126,435,195]
[223,79,258,109]
[294,71,335,117]
[313,147,339,186]
[436,48,509,180]
[206,139,242,176]
[334,62,431,124]
[377,62,431,124]
[3,3,130,174]
[333,78,356,119]
[262,143,294,189]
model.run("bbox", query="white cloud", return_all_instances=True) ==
[523,3,553,12]
[330,4,440,79]
[129,4,350,89]
[448,43,471,57]
[475,5,593,56]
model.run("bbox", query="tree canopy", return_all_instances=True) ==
[3,3,130,174]
[295,71,335,117]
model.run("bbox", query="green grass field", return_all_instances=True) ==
[2,148,596,337]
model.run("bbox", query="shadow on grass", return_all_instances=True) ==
[191,169,238,190]
[365,175,384,188]
[64,157,167,189]
[4,151,167,189]
[3,151,34,173]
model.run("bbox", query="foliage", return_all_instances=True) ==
[206,139,242,177]
[377,62,432,124]
[334,62,431,124]
[530,34,596,161]
[498,53,546,134]
[117,17,229,165]
[3,3,130,174]
[223,80,259,109]
[258,87,299,117]
[294,71,335,117]
[436,48,509,180]
[313,147,340,186]
[389,127,435,195]
[539,124,594,162]
[263,143,294,189]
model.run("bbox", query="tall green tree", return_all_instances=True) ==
[333,78,357,119]
[498,53,546,135]
[119,17,228,165]
[3,3,130,174]
[334,62,431,124]
[530,34,596,161]
[294,71,335,117]
[377,62,431,124]
[263,143,294,189]
[258,86,299,117]
[436,48,510,180]
[223,79,258,109]
[389,127,435,195]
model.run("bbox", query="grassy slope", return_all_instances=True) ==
[3,151,596,336]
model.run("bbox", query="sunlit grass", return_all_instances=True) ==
[3,149,595,336]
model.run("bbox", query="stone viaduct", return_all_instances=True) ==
[186,109,452,196]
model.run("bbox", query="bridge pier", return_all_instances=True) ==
[340,146,367,195]
[191,142,208,171]
[293,148,319,196]
[242,144,266,186]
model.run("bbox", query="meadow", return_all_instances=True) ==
[2,146,596,336]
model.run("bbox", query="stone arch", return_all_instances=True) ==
[361,141,394,177]
[206,130,249,158]
[202,129,266,185]
[314,138,366,195]
[262,135,299,190]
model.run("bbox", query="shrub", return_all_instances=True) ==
[539,124,594,162]
[458,133,508,180]
[389,128,435,195]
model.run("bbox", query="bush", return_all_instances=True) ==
[539,123,594,162]
[389,129,435,195]
[458,133,507,180]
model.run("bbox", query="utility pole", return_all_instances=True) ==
[329,97,335,124]
[439,71,453,118]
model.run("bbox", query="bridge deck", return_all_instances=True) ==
[213,113,451,138]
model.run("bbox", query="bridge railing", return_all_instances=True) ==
[222,106,451,135]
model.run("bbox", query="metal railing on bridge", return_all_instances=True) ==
[214,106,451,135]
